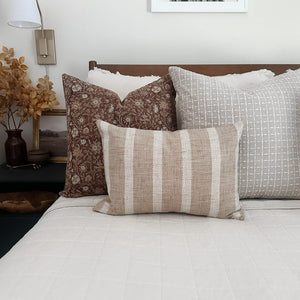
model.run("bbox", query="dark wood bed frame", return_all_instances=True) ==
[89,60,300,76]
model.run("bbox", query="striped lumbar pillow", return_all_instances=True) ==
[94,120,244,220]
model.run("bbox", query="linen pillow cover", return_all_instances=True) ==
[60,74,176,198]
[169,67,300,199]
[94,120,244,220]
[87,68,160,101]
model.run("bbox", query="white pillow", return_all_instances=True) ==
[215,69,275,89]
[87,67,275,102]
[87,68,160,101]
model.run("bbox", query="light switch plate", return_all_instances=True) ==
[35,29,56,65]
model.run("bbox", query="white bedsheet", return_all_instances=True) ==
[0,196,300,300]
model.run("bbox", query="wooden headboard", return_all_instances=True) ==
[89,60,300,76]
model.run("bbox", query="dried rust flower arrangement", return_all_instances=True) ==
[0,46,59,130]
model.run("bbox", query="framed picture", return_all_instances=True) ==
[33,109,67,163]
[151,0,248,13]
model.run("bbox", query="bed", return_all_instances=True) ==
[0,63,299,300]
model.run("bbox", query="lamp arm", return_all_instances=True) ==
[35,0,45,38]
[34,0,56,64]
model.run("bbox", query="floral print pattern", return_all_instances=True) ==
[60,74,177,198]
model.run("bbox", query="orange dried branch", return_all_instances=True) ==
[0,46,59,129]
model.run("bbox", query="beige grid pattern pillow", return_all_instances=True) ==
[169,67,300,199]
[94,120,244,220]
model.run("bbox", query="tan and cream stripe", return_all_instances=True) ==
[94,120,244,220]
[207,127,221,218]
[180,130,192,213]
[153,131,163,212]
[124,128,136,214]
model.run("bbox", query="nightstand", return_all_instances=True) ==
[0,163,66,193]
[0,163,66,258]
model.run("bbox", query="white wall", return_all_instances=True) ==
[0,0,300,163]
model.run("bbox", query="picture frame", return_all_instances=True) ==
[151,0,248,13]
[33,109,67,163]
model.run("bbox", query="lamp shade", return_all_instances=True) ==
[8,0,41,28]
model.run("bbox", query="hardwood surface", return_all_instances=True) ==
[89,60,300,76]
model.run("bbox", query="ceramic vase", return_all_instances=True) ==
[5,129,27,166]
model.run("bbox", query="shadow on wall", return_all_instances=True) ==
[147,0,151,12]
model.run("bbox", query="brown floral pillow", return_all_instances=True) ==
[60,74,176,198]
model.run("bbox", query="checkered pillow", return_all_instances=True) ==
[169,67,300,199]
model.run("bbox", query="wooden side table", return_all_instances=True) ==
[0,163,66,258]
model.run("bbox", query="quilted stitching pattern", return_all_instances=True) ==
[0,197,300,300]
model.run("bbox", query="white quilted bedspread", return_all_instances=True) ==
[0,196,300,300]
